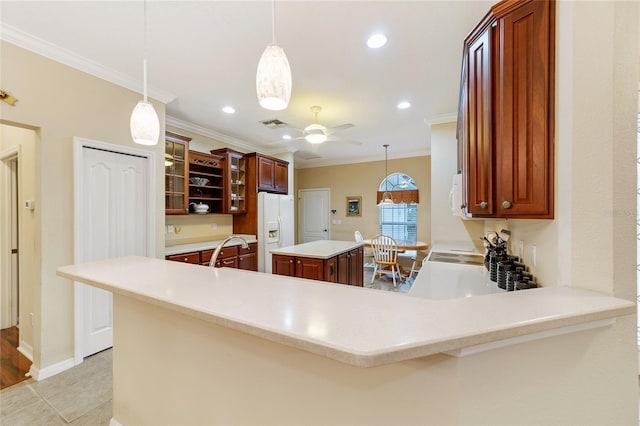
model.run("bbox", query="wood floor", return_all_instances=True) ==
[1,326,31,390]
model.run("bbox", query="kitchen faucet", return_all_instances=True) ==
[209,235,248,267]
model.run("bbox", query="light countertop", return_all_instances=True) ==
[57,256,634,367]
[165,235,257,256]
[270,240,364,259]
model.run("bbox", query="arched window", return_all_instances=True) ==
[378,173,418,241]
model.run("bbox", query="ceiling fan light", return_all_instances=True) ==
[256,44,292,111]
[130,100,159,146]
[305,132,327,144]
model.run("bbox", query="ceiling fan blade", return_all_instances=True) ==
[326,123,354,134]
[326,137,362,146]
[267,136,305,145]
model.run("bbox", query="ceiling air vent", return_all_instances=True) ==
[259,118,288,129]
[295,150,321,160]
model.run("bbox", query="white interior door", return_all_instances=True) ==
[298,189,330,243]
[79,145,148,357]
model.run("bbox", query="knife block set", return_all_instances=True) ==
[484,231,537,291]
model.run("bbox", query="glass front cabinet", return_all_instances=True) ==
[211,148,246,215]
[165,132,191,214]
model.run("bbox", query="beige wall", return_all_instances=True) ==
[0,124,37,356]
[0,42,166,371]
[295,156,430,243]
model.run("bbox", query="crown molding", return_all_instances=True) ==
[424,112,457,126]
[166,116,262,152]
[0,22,176,104]
[294,148,430,169]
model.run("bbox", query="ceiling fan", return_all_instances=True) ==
[273,106,360,146]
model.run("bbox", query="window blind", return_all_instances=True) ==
[379,203,418,241]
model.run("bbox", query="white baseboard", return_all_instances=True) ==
[18,340,33,361]
[110,417,123,426]
[29,357,75,381]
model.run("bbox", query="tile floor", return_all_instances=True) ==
[0,348,113,425]
[0,271,409,425]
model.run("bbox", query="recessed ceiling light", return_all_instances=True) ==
[397,101,411,110]
[222,106,235,114]
[282,134,292,140]
[367,33,387,49]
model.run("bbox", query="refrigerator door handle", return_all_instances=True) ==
[277,216,283,245]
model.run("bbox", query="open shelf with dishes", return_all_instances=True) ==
[188,151,224,214]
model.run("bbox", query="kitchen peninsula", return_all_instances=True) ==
[58,256,636,425]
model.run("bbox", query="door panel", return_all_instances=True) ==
[298,189,330,243]
[80,147,148,357]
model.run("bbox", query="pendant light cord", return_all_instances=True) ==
[271,0,276,45]
[143,0,148,102]
[384,144,389,191]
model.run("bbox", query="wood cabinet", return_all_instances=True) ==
[166,242,258,271]
[210,148,246,215]
[458,0,554,219]
[188,151,224,214]
[272,247,363,286]
[233,153,290,236]
[165,132,190,215]
[251,153,289,194]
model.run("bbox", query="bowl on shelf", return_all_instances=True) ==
[189,177,209,186]
[190,202,210,213]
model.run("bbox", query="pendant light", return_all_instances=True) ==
[130,0,160,146]
[256,0,292,111]
[378,144,395,206]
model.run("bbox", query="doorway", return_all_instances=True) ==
[73,137,156,363]
[298,188,330,243]
[1,153,19,329]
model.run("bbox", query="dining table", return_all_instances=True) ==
[362,238,430,278]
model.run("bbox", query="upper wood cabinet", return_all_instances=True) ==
[459,0,554,219]
[210,148,247,214]
[251,153,288,194]
[188,151,224,214]
[165,132,191,215]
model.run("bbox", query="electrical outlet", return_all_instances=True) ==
[211,223,217,230]
[167,225,175,234]
[30,313,34,326]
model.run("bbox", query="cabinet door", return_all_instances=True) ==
[295,257,325,281]
[350,248,364,287]
[165,133,190,215]
[238,253,257,271]
[337,253,349,285]
[465,25,494,216]
[257,156,275,191]
[272,254,295,276]
[324,256,338,283]
[273,161,288,194]
[495,0,553,218]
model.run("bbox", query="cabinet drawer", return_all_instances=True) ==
[166,252,200,264]
[215,257,238,269]
[239,242,257,255]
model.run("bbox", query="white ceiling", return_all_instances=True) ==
[0,1,493,167]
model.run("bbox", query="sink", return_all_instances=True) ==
[427,251,484,266]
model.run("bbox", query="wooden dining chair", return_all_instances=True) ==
[370,235,402,287]
[354,230,374,268]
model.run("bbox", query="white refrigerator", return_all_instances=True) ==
[257,192,294,273]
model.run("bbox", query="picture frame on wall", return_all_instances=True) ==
[346,196,362,217]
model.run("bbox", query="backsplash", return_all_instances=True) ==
[165,214,233,246]
[485,219,557,286]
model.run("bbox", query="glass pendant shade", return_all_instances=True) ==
[256,44,292,111]
[130,100,160,146]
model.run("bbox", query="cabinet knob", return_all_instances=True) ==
[502,200,513,209]
[289,259,293,263]
[480,201,488,209]
[297,260,301,264]
[183,258,188,262]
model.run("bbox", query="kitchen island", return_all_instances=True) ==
[57,257,636,425]
[271,240,364,286]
